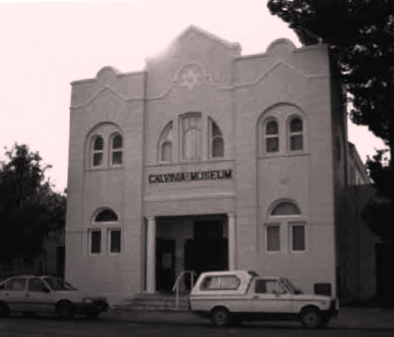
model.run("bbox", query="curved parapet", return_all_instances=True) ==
[96,66,121,83]
[266,38,296,56]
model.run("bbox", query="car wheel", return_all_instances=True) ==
[0,303,10,318]
[300,308,322,329]
[210,307,230,327]
[56,301,74,319]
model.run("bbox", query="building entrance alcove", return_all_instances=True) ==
[155,214,228,293]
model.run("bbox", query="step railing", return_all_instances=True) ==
[172,270,196,308]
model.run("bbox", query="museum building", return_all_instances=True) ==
[65,26,370,303]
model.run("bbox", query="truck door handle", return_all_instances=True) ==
[25,294,29,298]
[253,296,259,299]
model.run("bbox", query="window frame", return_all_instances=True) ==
[108,228,122,255]
[264,223,281,253]
[289,222,307,253]
[91,135,104,168]
[209,118,224,159]
[160,140,172,163]
[263,118,280,154]
[89,229,102,256]
[288,116,304,152]
[180,112,202,161]
[110,133,123,167]
[158,121,173,163]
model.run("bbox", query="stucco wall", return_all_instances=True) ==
[66,26,340,302]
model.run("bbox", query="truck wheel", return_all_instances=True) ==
[300,308,322,329]
[56,301,74,319]
[210,307,230,327]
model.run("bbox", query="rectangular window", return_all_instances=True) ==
[290,135,303,151]
[266,225,280,252]
[90,230,101,254]
[290,223,306,252]
[109,230,121,253]
[266,137,279,153]
[93,153,103,166]
[112,151,122,165]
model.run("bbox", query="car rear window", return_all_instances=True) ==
[200,275,240,290]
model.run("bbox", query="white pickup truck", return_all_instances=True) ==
[189,270,339,328]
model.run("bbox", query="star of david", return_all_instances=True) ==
[182,69,199,90]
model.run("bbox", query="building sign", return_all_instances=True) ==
[149,169,232,184]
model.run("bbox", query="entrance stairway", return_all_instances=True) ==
[112,293,190,312]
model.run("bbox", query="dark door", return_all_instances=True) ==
[193,221,223,240]
[156,239,176,292]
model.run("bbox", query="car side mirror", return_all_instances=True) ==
[42,287,50,293]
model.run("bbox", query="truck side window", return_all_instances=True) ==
[255,280,283,294]
[255,280,267,293]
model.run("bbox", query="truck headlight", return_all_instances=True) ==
[83,298,94,304]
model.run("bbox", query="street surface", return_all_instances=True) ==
[0,316,393,337]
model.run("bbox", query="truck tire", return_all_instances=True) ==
[300,307,322,329]
[210,307,230,327]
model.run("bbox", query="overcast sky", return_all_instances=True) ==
[0,0,387,192]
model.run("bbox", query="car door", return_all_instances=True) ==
[26,277,52,313]
[251,278,293,315]
[3,277,28,313]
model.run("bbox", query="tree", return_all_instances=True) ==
[0,144,66,266]
[267,0,393,197]
[362,149,392,241]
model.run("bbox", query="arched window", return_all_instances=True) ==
[264,119,279,153]
[271,202,301,216]
[264,200,306,253]
[181,113,201,160]
[90,208,121,255]
[111,134,123,165]
[210,119,224,158]
[161,141,172,162]
[289,117,303,151]
[158,121,173,162]
[95,209,118,222]
[92,136,104,167]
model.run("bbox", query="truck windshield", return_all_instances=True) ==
[280,278,303,294]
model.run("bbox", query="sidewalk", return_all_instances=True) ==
[102,307,394,330]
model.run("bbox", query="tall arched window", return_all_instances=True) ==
[111,134,123,165]
[89,208,121,255]
[264,200,306,253]
[210,118,224,158]
[264,119,279,153]
[158,121,173,162]
[92,136,104,167]
[289,117,303,151]
[181,113,201,160]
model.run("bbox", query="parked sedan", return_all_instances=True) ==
[0,275,108,319]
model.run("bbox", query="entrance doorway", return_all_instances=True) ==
[156,239,176,292]
[184,220,228,289]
